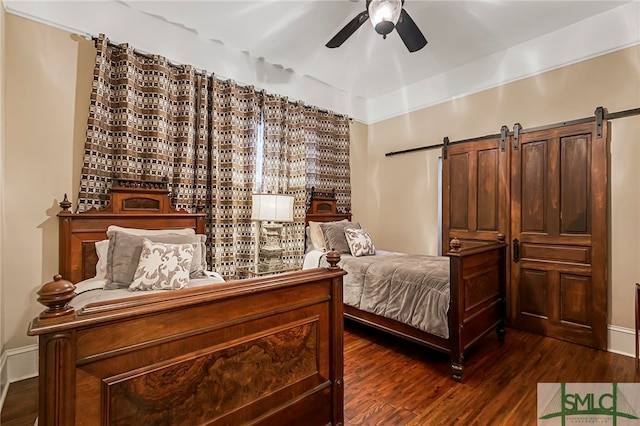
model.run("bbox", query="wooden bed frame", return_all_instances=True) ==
[306,190,507,381]
[29,179,346,426]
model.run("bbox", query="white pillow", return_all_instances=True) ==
[344,228,376,257]
[95,239,110,279]
[107,225,195,236]
[129,240,194,291]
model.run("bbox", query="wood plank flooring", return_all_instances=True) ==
[1,373,37,426]
[2,323,639,425]
[343,322,640,425]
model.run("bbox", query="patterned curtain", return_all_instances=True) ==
[304,108,352,213]
[261,95,307,265]
[77,35,259,278]
[78,36,209,212]
[209,79,261,275]
[78,35,351,276]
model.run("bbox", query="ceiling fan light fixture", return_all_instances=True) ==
[368,0,402,38]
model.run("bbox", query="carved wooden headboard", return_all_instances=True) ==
[306,188,351,224]
[58,178,206,283]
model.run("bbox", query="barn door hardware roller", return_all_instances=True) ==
[513,123,521,151]
[500,125,508,152]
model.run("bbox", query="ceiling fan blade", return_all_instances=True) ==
[395,9,427,52]
[326,11,369,48]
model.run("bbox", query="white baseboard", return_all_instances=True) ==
[0,350,8,414]
[7,344,38,383]
[608,324,635,358]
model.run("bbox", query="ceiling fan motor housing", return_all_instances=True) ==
[374,21,395,37]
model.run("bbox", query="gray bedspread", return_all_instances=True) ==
[338,252,451,339]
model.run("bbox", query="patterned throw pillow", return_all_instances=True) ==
[105,231,207,289]
[129,240,194,291]
[344,228,376,257]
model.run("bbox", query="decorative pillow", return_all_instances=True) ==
[129,240,194,291]
[107,225,195,236]
[105,231,207,289]
[344,228,376,257]
[319,221,361,254]
[305,226,314,253]
[95,239,110,279]
[308,219,348,251]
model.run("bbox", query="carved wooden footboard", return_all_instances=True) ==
[30,180,346,425]
[306,189,507,381]
[447,237,507,380]
[343,238,507,381]
[29,266,345,425]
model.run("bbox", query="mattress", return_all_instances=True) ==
[69,271,226,310]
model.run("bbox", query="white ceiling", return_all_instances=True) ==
[5,0,640,123]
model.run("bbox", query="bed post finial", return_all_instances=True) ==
[37,275,76,319]
[59,194,72,211]
[326,249,341,270]
[497,233,505,243]
[449,237,461,253]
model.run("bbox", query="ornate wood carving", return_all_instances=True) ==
[121,197,161,211]
[40,332,75,426]
[105,323,319,425]
[306,188,351,224]
[37,275,76,319]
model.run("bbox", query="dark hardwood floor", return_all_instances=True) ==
[2,323,639,425]
[1,372,37,426]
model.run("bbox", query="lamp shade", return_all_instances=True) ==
[251,194,294,222]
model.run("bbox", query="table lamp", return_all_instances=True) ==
[251,193,294,272]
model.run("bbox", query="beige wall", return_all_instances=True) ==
[364,45,640,329]
[1,12,638,353]
[1,1,6,370]
[3,13,94,349]
[348,120,368,224]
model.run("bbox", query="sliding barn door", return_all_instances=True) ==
[510,121,608,349]
[442,136,509,250]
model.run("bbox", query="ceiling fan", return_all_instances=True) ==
[326,0,427,52]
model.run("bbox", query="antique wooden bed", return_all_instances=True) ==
[28,179,346,426]
[305,190,507,381]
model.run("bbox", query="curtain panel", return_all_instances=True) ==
[78,35,350,276]
[78,38,209,211]
[304,108,352,214]
[262,95,307,265]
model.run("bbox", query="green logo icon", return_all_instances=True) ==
[539,383,639,425]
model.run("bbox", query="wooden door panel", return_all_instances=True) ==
[511,121,607,350]
[520,141,548,233]
[519,269,548,318]
[517,234,593,246]
[560,274,591,326]
[449,153,469,231]
[521,243,590,264]
[477,149,499,231]
[443,137,509,250]
[560,134,590,235]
